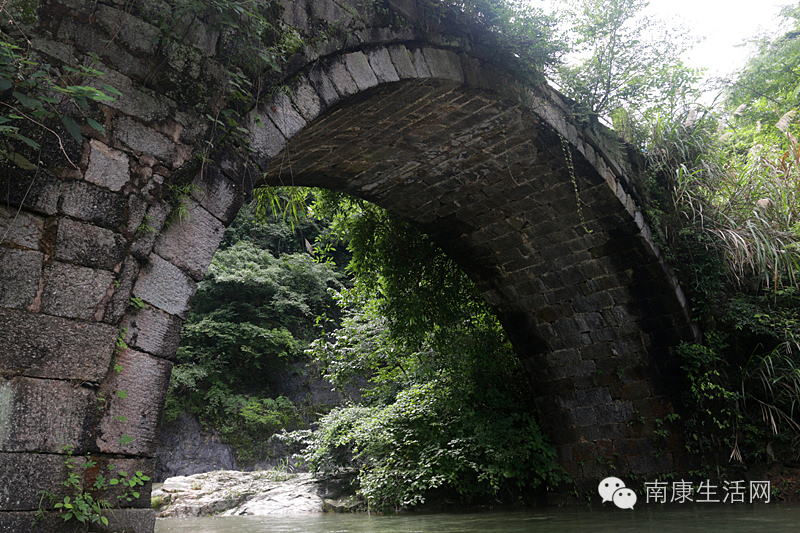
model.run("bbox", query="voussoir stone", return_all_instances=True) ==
[122,305,184,360]
[153,199,225,281]
[132,253,197,318]
[96,348,172,456]
[190,166,245,225]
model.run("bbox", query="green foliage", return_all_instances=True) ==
[165,202,343,464]
[724,5,800,150]
[553,0,702,125]
[0,23,118,169]
[37,447,150,528]
[292,193,563,511]
[633,20,800,463]
[415,0,563,81]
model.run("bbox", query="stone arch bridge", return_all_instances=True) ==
[0,0,698,530]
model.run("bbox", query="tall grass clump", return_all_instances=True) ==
[636,102,800,469]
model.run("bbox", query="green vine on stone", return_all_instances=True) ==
[36,446,150,528]
[559,133,593,233]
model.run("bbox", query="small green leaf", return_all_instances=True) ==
[5,152,36,170]
[12,91,41,108]
[102,83,122,97]
[87,117,105,134]
[0,78,12,91]
[117,389,128,399]
[60,115,82,143]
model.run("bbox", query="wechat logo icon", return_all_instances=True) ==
[598,476,637,509]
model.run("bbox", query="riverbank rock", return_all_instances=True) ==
[152,469,361,517]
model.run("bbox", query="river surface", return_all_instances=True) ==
[155,504,800,533]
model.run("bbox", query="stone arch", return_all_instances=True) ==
[0,1,700,530]
[237,42,701,494]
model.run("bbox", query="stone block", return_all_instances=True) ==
[0,249,42,309]
[153,199,224,281]
[0,511,84,533]
[31,37,77,65]
[388,44,417,79]
[41,261,114,320]
[132,253,197,318]
[558,388,613,410]
[0,171,60,216]
[0,377,94,453]
[92,69,174,123]
[0,508,155,533]
[95,5,160,53]
[409,47,432,77]
[423,47,464,82]
[0,308,117,382]
[190,166,245,225]
[96,349,172,456]
[98,509,156,533]
[289,74,324,123]
[310,0,355,26]
[55,218,126,271]
[89,456,155,509]
[264,93,307,140]
[0,452,71,510]
[122,306,183,359]
[344,51,379,91]
[0,205,43,249]
[130,200,171,261]
[103,256,141,325]
[307,65,340,107]
[367,47,400,84]
[115,117,187,167]
[85,139,130,192]
[280,0,309,33]
[248,109,287,169]
[627,452,673,476]
[173,14,218,56]
[60,181,126,229]
[327,57,358,97]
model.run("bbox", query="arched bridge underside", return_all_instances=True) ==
[0,0,698,530]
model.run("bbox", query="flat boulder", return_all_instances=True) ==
[152,470,360,517]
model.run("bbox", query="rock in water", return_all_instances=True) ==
[153,470,361,517]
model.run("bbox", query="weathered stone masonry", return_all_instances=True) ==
[0,0,698,530]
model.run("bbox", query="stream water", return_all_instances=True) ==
[155,504,800,533]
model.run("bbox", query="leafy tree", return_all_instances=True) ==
[553,0,701,133]
[291,193,563,510]
[724,4,800,149]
